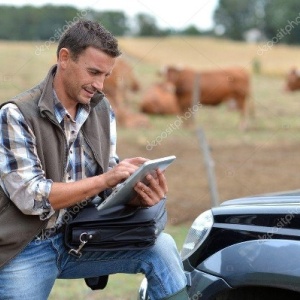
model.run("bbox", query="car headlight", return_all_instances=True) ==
[180,210,214,261]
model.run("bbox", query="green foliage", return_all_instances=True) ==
[214,0,267,40]
[134,13,162,36]
[90,10,129,36]
[180,25,202,36]
[1,3,300,43]
[264,0,300,44]
[0,5,171,40]
[0,5,79,40]
[214,0,300,44]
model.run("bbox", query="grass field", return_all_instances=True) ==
[118,36,300,76]
[1,36,300,299]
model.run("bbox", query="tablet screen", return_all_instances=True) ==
[97,155,176,211]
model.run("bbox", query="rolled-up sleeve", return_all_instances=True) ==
[0,103,55,220]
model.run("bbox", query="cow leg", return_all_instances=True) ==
[247,97,255,119]
[235,98,249,131]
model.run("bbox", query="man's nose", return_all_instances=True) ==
[92,76,105,92]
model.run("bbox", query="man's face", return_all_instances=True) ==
[59,46,116,107]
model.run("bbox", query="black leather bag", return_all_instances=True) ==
[64,198,167,257]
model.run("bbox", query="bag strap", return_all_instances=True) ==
[84,275,109,290]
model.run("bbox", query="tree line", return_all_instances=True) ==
[0,5,209,40]
[0,2,300,44]
[214,0,300,44]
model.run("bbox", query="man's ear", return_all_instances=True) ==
[57,48,70,69]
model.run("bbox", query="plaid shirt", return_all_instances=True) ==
[0,93,118,228]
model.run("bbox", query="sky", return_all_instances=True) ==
[0,0,219,30]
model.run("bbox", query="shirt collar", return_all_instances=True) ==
[52,89,91,124]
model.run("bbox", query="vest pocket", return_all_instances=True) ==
[0,188,10,216]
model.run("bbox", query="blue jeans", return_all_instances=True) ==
[0,232,187,300]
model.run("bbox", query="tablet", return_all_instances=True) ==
[96,155,176,211]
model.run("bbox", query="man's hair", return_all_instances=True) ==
[57,19,122,60]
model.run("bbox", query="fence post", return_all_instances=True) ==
[192,73,219,207]
[196,128,219,207]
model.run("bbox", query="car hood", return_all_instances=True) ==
[221,192,300,207]
[211,192,300,216]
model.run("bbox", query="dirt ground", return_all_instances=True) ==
[117,132,300,226]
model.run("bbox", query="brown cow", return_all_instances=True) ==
[285,68,300,91]
[162,66,252,130]
[140,81,180,115]
[103,58,149,128]
[114,107,150,128]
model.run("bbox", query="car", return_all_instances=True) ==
[138,191,300,300]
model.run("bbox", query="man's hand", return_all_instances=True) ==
[102,157,148,189]
[129,168,168,207]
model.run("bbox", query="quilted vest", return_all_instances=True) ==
[0,65,111,269]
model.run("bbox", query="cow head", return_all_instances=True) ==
[159,65,184,84]
[285,68,300,91]
[129,77,140,92]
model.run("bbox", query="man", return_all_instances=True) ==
[0,20,188,299]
